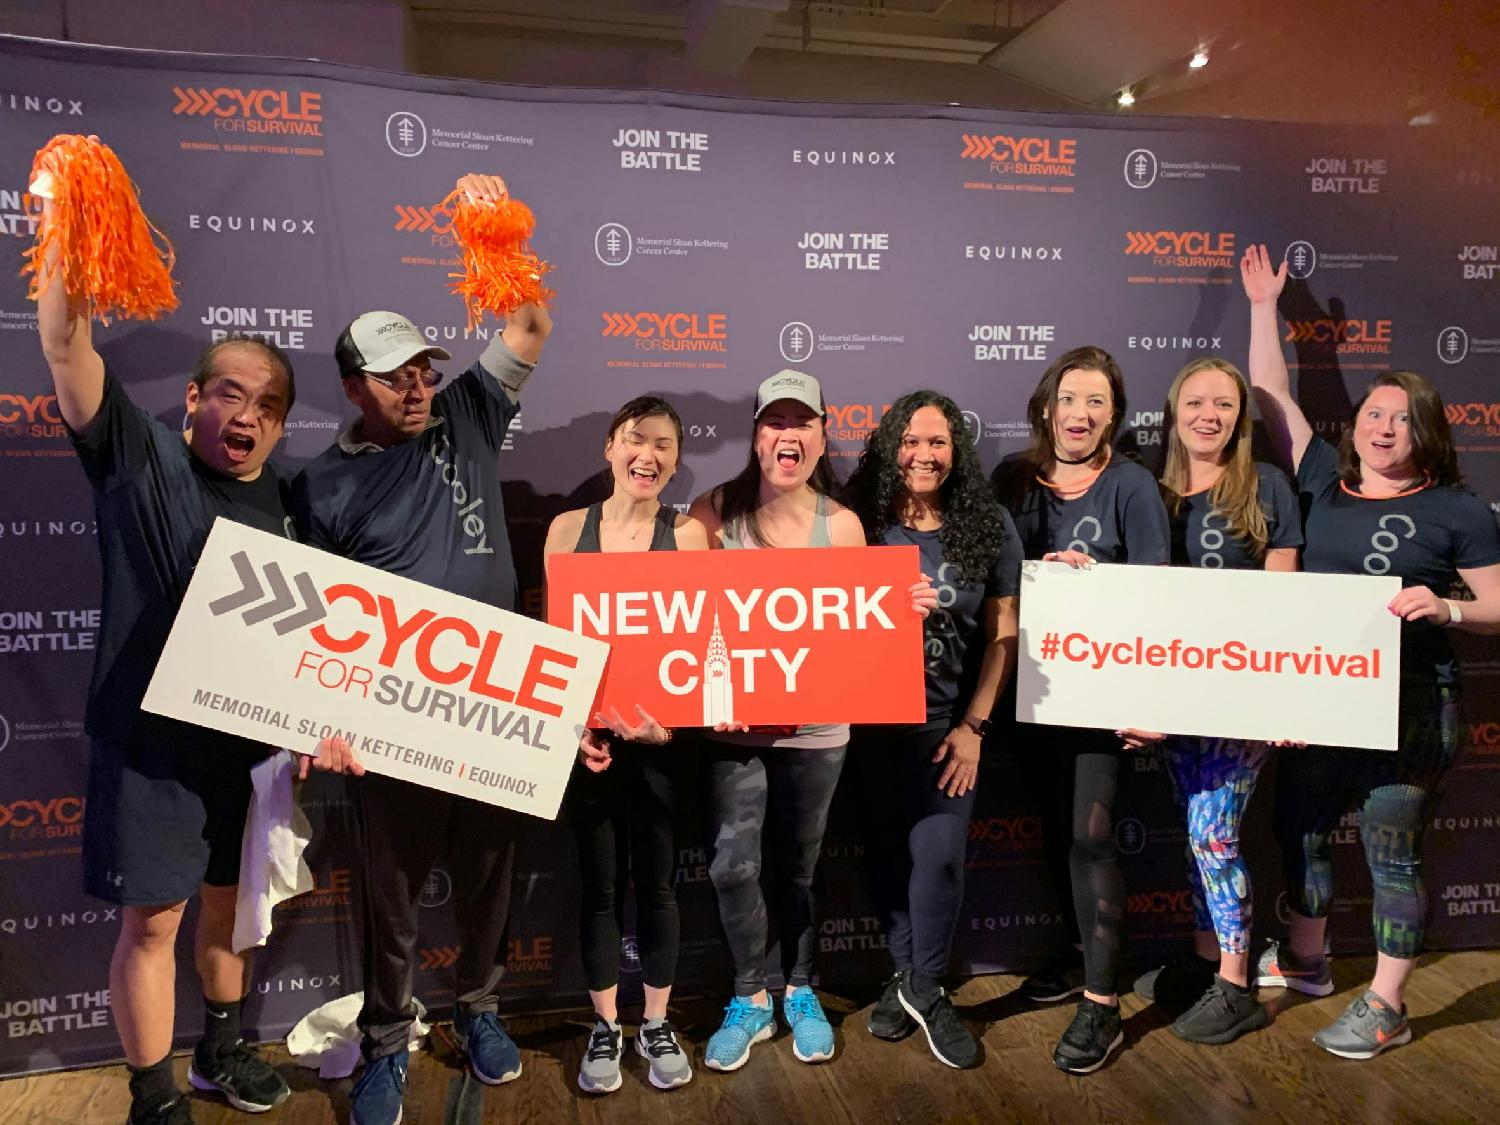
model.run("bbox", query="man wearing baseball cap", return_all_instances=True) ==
[291,173,550,1125]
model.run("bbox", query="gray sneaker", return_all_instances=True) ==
[578,1018,623,1094]
[1312,990,1410,1059]
[1253,940,1334,997]
[636,1017,693,1089]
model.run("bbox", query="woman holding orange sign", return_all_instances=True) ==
[543,395,707,1095]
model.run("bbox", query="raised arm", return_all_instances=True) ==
[1242,243,1312,472]
[35,195,105,434]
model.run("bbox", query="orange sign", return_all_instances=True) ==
[547,546,926,727]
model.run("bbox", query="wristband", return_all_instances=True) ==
[1445,599,1464,625]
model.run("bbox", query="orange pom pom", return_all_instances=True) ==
[441,188,554,331]
[20,134,178,324]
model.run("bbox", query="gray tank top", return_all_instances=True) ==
[712,491,847,750]
[721,491,831,549]
[573,502,678,553]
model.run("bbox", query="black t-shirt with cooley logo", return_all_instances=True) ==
[292,342,528,609]
[994,453,1171,564]
[1170,463,1303,570]
[69,371,292,753]
[1298,436,1500,685]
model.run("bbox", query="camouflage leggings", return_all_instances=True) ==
[707,744,847,996]
[1273,682,1458,959]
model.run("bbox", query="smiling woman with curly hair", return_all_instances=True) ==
[844,389,1022,1071]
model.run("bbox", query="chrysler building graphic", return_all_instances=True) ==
[702,608,735,726]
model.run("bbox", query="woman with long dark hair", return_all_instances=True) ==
[846,390,1022,1069]
[687,369,933,1074]
[1127,356,1302,1045]
[991,345,1171,1074]
[1243,242,1500,1058]
[543,396,707,1094]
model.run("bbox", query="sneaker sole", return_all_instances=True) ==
[576,1068,623,1095]
[186,1064,288,1113]
[704,1022,773,1072]
[1054,1029,1124,1076]
[791,1039,835,1064]
[896,989,973,1070]
[1254,972,1335,997]
[1171,1006,1270,1046]
[867,1016,917,1042]
[471,1059,522,1086]
[635,1038,693,1089]
[1315,1026,1412,1060]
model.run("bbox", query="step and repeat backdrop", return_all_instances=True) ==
[1,34,1498,1076]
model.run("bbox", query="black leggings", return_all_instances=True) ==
[1031,727,1125,997]
[566,744,680,991]
[707,743,847,996]
[1273,682,1458,959]
[860,722,976,980]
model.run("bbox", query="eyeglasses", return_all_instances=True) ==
[363,363,443,394]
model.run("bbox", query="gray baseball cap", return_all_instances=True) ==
[335,311,452,378]
[754,369,825,419]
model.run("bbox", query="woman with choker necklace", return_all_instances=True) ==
[543,396,708,1095]
[1242,242,1500,1059]
[1127,354,1301,1047]
[990,346,1170,1074]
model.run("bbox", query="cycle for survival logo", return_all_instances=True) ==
[170,84,325,158]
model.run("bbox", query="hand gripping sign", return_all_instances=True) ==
[142,519,608,819]
[546,546,926,727]
[1016,562,1401,750]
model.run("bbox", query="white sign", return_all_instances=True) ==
[1016,562,1401,750]
[142,519,608,819]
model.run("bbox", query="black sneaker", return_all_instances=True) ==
[128,1093,195,1125]
[897,977,978,1069]
[1170,975,1269,1045]
[867,971,916,1041]
[1052,998,1123,1075]
[1134,951,1218,1012]
[187,1039,290,1113]
[1020,955,1087,1004]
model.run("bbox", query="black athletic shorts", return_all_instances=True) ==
[82,736,263,906]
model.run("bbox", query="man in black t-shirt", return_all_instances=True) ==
[293,172,551,1125]
[35,190,294,1124]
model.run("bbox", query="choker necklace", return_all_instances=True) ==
[1054,453,1098,466]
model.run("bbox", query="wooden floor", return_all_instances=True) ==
[7,952,1500,1124]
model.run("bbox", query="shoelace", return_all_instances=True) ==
[785,991,823,1021]
[1066,1002,1105,1044]
[1184,984,1235,1020]
[585,1025,622,1061]
[722,997,765,1027]
[928,992,965,1036]
[640,1024,682,1058]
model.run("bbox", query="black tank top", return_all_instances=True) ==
[573,502,678,553]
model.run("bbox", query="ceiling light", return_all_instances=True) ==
[1189,50,1210,69]
[1117,88,1136,107]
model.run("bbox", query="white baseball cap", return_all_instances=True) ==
[335,311,452,378]
[754,369,825,419]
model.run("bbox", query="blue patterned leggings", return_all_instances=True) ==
[1160,737,1270,955]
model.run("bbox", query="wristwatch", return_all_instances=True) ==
[963,715,992,737]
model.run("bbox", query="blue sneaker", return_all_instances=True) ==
[703,996,774,1072]
[455,1010,522,1085]
[351,1048,407,1125]
[783,987,835,1063]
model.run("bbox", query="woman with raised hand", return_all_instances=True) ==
[543,396,708,1095]
[1127,356,1302,1046]
[991,345,1171,1075]
[845,390,1022,1070]
[1242,241,1500,1058]
[687,369,934,1074]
